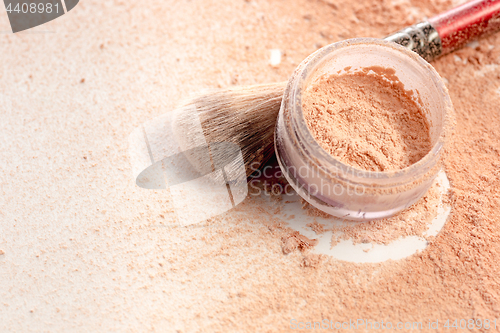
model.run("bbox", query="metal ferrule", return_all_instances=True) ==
[384,21,443,62]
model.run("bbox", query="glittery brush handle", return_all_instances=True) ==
[385,0,500,62]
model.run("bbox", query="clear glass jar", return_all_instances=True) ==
[275,38,453,221]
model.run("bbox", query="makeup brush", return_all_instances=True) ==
[173,0,500,177]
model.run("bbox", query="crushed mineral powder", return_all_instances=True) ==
[302,181,442,245]
[281,231,319,254]
[306,221,327,235]
[303,67,432,171]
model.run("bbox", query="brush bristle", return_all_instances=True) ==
[173,82,287,177]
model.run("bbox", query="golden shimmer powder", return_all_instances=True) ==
[302,67,432,172]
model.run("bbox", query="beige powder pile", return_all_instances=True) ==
[303,67,432,171]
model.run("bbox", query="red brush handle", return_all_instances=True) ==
[429,0,500,53]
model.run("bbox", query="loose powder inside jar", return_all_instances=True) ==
[302,66,432,172]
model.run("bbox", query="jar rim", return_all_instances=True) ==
[287,37,453,184]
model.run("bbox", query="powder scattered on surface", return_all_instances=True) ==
[0,250,4,255]
[281,231,318,254]
[306,221,327,235]
[303,68,432,171]
[307,182,441,245]
[301,253,324,268]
